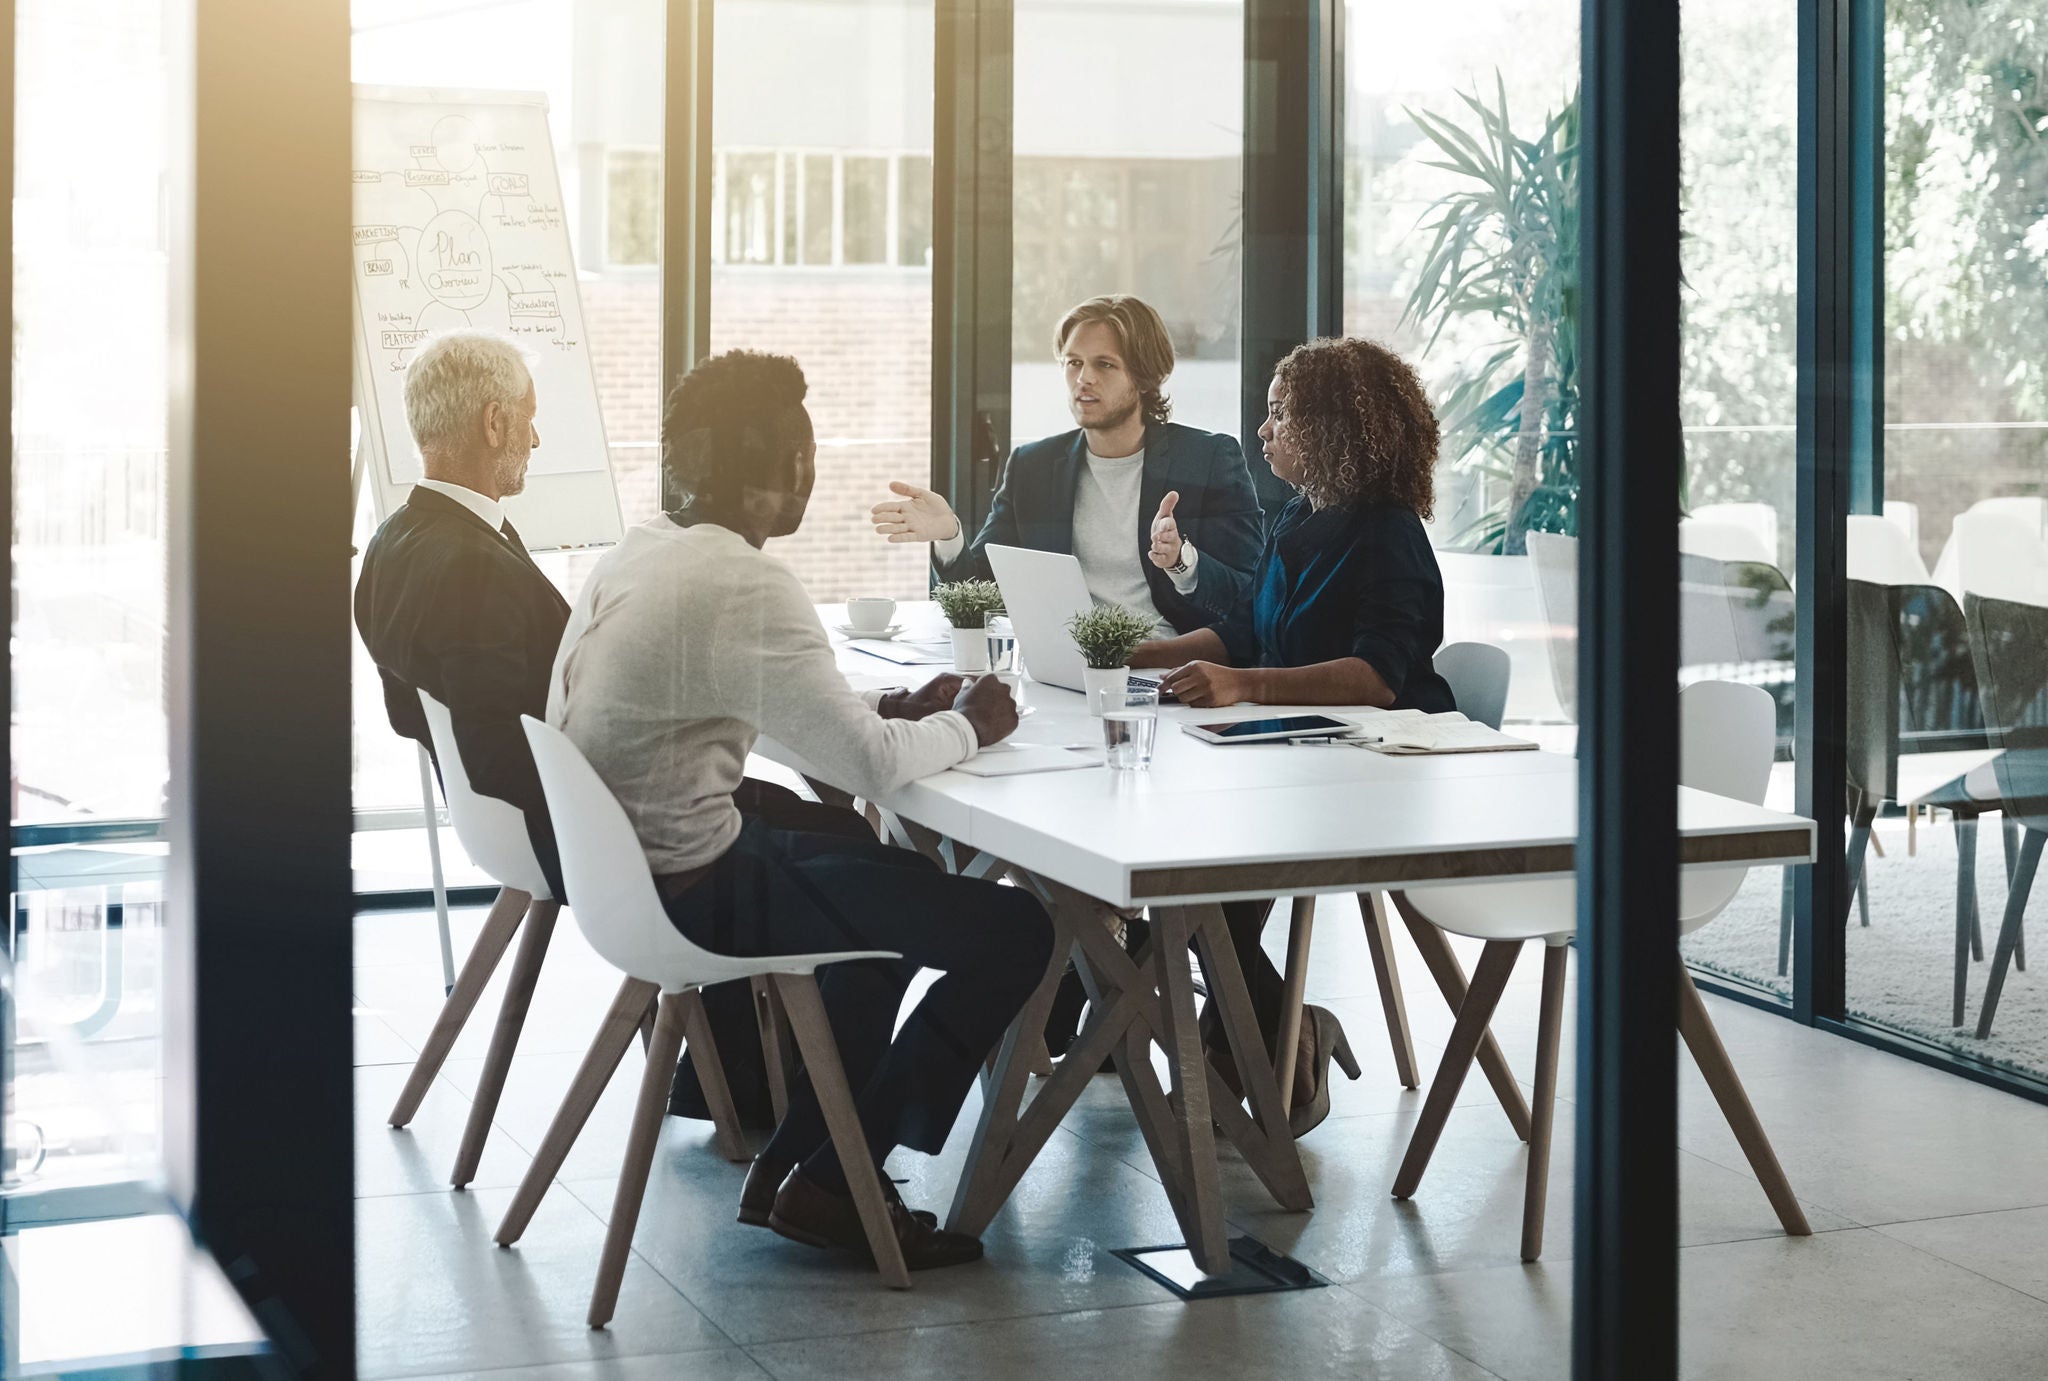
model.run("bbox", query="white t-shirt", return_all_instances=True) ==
[930,444,1202,636]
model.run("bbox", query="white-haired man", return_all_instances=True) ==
[354,330,569,890]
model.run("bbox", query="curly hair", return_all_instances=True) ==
[1273,337,1438,517]
[661,349,811,511]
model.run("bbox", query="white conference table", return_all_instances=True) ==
[758,602,1818,1274]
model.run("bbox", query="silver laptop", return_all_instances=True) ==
[984,544,1167,697]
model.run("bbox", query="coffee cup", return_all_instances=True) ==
[846,596,897,633]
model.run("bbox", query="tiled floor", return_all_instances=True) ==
[354,894,2048,1380]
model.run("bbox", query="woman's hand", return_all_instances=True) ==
[1159,661,1251,708]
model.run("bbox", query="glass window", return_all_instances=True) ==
[898,152,933,267]
[1842,0,2048,1072]
[723,150,778,264]
[607,147,662,267]
[1011,0,1243,444]
[349,1,664,855]
[844,154,890,265]
[1343,1,1579,731]
[712,0,935,603]
[9,0,174,1200]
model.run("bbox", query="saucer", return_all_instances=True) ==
[836,623,906,640]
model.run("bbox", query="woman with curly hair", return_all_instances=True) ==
[1130,336,1455,1135]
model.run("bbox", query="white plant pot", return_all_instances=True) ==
[1081,665,1129,716]
[950,625,990,673]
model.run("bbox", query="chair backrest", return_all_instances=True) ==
[1688,503,1779,565]
[1964,594,2048,833]
[1966,495,2048,541]
[1526,531,1578,722]
[1938,511,2048,608]
[1679,516,1775,567]
[417,691,553,899]
[1717,560,1796,666]
[1845,580,1986,803]
[1678,552,1744,670]
[1434,641,1510,730]
[1678,679,1778,929]
[1883,499,1921,550]
[1848,513,1933,586]
[520,715,732,990]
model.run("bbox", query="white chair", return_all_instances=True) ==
[1434,640,1511,731]
[1269,641,1535,1142]
[1883,500,1921,550]
[1964,495,2048,540]
[502,716,912,1319]
[1941,511,2048,608]
[1679,516,1776,567]
[386,691,564,1190]
[1391,682,1811,1261]
[1848,513,1933,585]
[1689,503,1779,565]
[1527,531,1578,722]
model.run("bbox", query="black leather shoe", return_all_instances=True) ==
[742,1157,935,1229]
[767,1169,982,1269]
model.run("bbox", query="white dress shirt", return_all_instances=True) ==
[415,478,507,535]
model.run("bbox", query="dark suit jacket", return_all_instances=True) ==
[354,486,571,895]
[935,421,1263,634]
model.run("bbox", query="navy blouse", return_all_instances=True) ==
[1213,496,1456,714]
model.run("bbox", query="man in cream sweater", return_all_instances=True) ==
[549,350,1050,1271]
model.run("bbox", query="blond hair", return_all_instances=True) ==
[1052,295,1175,427]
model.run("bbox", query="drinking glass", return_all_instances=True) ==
[985,615,1019,677]
[1101,686,1160,770]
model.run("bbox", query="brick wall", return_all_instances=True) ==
[579,266,936,603]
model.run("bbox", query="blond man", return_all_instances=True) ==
[871,294,1261,637]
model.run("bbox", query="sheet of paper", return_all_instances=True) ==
[949,744,1106,777]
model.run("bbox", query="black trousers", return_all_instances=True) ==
[668,780,874,1128]
[659,812,1053,1172]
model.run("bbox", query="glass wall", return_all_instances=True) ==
[1673,0,1802,991]
[7,0,175,1202]
[710,0,936,603]
[1011,0,1243,446]
[1843,0,2048,1075]
[1343,1,1577,729]
[348,0,663,885]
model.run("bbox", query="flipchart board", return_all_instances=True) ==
[351,84,623,553]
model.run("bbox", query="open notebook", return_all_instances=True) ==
[1344,710,1536,755]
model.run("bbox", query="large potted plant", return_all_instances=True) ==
[932,579,1005,672]
[1066,604,1153,715]
[1404,76,1580,556]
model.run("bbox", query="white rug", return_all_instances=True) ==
[1684,811,2048,1081]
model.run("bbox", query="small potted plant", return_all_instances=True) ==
[1066,603,1153,714]
[932,579,1006,672]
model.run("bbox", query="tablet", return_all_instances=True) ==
[1180,714,1353,745]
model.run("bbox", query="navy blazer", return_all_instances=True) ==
[935,421,1263,634]
[355,486,572,894]
[1214,496,1457,713]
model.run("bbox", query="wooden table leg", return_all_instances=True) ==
[1188,904,1313,1213]
[1274,896,1316,1118]
[1150,905,1231,1274]
[1393,939,1522,1200]
[1392,895,1533,1141]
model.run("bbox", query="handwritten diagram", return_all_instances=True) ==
[352,90,609,487]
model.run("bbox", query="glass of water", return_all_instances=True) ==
[1101,685,1160,770]
[985,615,1019,677]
